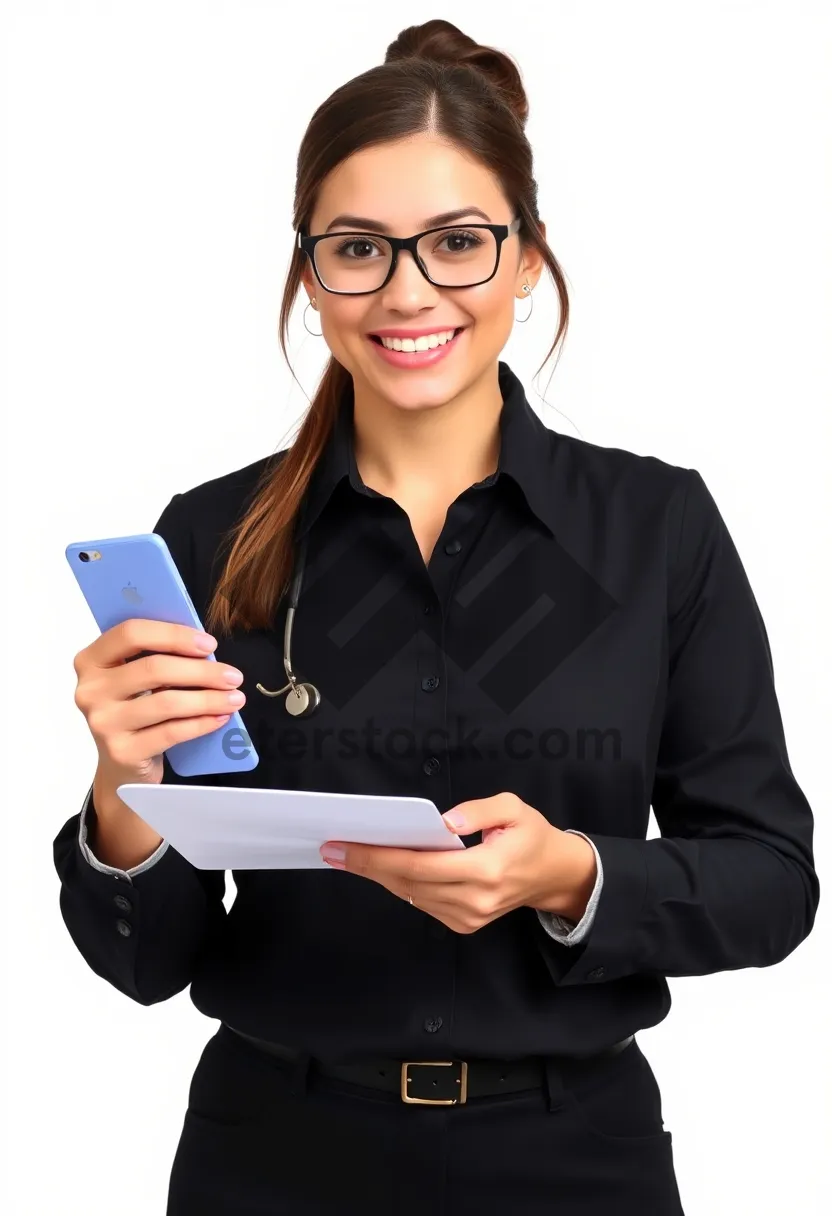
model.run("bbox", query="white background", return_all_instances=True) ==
[3,1,830,1212]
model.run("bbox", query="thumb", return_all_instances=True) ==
[441,794,520,836]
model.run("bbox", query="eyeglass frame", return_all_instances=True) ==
[297,215,523,296]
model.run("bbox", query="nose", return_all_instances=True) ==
[380,247,441,312]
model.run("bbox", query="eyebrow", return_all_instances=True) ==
[324,207,493,234]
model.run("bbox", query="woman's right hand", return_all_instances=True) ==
[73,619,247,800]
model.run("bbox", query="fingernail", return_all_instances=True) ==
[321,846,346,867]
[443,812,466,830]
[194,632,217,651]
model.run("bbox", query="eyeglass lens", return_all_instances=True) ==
[313,227,499,292]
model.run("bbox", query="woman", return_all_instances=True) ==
[54,19,819,1216]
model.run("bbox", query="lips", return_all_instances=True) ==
[367,325,467,369]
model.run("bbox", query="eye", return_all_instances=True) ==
[332,237,384,260]
[433,228,485,254]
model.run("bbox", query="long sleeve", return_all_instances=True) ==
[537,831,603,944]
[541,467,819,987]
[53,492,228,1005]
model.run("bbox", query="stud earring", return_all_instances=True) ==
[515,281,533,324]
[303,296,322,337]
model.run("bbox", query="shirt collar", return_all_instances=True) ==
[295,360,558,541]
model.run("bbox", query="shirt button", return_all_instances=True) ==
[444,539,462,555]
[423,603,433,615]
[422,756,441,776]
[424,1016,443,1033]
[421,675,440,692]
[587,967,606,979]
[113,894,132,913]
[115,919,132,938]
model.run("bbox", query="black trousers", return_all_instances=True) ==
[167,1024,685,1215]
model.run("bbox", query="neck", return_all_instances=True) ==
[351,366,504,505]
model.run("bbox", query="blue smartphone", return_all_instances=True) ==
[65,532,259,777]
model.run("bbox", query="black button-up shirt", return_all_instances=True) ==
[53,360,819,1063]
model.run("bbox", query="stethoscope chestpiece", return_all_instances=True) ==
[285,681,320,717]
[256,678,321,717]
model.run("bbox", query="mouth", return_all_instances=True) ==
[367,326,468,368]
[368,326,466,345]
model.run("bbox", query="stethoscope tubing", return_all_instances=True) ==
[255,507,320,716]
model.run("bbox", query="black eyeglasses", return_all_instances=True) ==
[297,216,522,295]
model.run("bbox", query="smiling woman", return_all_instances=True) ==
[53,14,817,1216]
[196,23,569,637]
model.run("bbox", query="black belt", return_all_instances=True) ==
[223,1024,636,1106]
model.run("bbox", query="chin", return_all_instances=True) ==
[377,374,467,413]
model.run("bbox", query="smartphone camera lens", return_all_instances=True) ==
[79,552,90,563]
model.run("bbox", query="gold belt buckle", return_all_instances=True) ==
[400,1060,468,1105]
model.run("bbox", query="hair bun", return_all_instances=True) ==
[385,19,529,127]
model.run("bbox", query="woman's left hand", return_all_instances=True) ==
[319,792,597,934]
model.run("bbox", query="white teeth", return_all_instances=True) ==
[379,329,457,352]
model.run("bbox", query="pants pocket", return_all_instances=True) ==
[561,1039,672,1145]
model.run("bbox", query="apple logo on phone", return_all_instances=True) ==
[122,583,142,605]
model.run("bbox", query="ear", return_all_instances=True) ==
[517,219,546,294]
[300,264,317,303]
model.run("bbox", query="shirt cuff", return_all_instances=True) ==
[535,830,603,945]
[78,782,170,884]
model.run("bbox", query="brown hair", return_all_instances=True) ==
[203,19,570,636]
